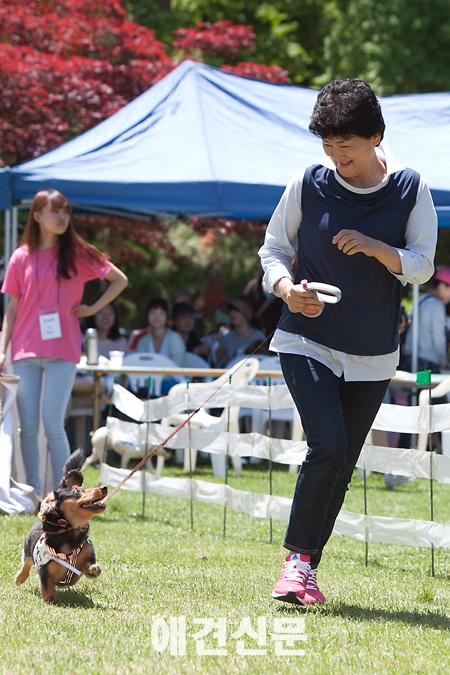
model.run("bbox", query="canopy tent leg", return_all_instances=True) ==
[411,283,420,375]
[3,208,11,312]
[11,205,18,252]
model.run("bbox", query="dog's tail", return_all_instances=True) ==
[59,448,85,488]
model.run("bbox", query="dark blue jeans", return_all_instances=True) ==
[280,353,389,567]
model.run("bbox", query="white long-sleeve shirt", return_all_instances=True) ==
[258,145,437,380]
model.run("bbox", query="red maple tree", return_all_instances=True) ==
[0,0,173,163]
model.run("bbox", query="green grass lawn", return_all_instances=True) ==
[1,462,450,674]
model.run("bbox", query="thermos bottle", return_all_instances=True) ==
[85,328,99,365]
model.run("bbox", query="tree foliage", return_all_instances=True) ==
[319,0,450,94]
[126,0,332,84]
[0,0,173,164]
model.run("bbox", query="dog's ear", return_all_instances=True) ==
[38,492,59,522]
[59,449,85,488]
[60,470,84,488]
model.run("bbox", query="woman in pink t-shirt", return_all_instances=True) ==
[0,189,128,496]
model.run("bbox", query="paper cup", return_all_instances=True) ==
[109,350,124,367]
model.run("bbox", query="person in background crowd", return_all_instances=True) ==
[176,289,206,337]
[214,296,265,367]
[403,267,450,373]
[0,189,128,496]
[259,78,436,605]
[200,302,231,366]
[127,297,186,367]
[243,272,284,338]
[172,302,210,358]
[84,302,128,358]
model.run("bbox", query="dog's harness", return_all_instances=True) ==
[33,534,90,585]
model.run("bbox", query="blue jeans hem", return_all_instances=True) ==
[283,541,318,555]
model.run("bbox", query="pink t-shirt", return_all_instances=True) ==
[2,245,112,363]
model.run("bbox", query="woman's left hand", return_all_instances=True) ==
[332,229,376,257]
[332,228,402,274]
[71,304,93,318]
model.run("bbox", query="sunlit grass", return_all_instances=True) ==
[1,462,449,675]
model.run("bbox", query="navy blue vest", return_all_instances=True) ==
[278,164,420,355]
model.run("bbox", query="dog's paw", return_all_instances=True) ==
[15,571,26,586]
[85,563,102,578]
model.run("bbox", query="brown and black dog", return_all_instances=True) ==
[15,449,108,603]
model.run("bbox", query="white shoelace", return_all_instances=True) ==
[282,559,310,583]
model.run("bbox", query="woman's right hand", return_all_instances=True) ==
[0,352,6,373]
[275,278,324,315]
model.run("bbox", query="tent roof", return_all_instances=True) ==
[8,61,450,223]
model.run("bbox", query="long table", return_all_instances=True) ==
[76,364,448,431]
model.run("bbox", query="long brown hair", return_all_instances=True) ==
[20,189,108,279]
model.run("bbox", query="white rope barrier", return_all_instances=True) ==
[112,383,450,432]
[105,416,450,484]
[357,444,450,483]
[106,416,309,465]
[104,384,450,551]
[99,465,450,550]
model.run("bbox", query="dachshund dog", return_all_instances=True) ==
[15,449,107,603]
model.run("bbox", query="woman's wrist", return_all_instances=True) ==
[275,277,294,301]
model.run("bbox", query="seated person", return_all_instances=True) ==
[214,296,265,367]
[243,272,284,337]
[127,297,186,367]
[403,268,450,373]
[84,302,128,358]
[172,302,210,358]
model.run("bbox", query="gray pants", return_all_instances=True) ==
[13,357,76,495]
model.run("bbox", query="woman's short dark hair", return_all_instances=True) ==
[309,79,385,142]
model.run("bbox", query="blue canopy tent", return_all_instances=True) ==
[7,60,449,224]
[9,60,322,219]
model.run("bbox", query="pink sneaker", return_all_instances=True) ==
[272,555,310,605]
[304,568,327,604]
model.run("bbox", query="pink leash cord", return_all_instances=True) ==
[101,407,200,503]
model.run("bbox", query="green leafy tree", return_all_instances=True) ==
[320,0,450,94]
[125,0,334,84]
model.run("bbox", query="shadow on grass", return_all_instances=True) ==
[55,588,111,609]
[275,601,450,630]
[329,602,450,630]
[27,585,107,609]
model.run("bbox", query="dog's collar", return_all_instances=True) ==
[36,520,76,536]
[38,513,72,531]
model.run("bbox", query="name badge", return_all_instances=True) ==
[39,310,62,340]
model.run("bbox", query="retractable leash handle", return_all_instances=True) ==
[300,279,342,317]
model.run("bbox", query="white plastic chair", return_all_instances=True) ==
[224,353,264,370]
[417,374,450,452]
[122,352,187,397]
[184,352,213,381]
[251,355,291,435]
[167,357,261,477]
[252,355,304,473]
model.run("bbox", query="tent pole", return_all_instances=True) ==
[4,208,11,264]
[3,209,11,312]
[411,283,419,374]
[11,205,18,252]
